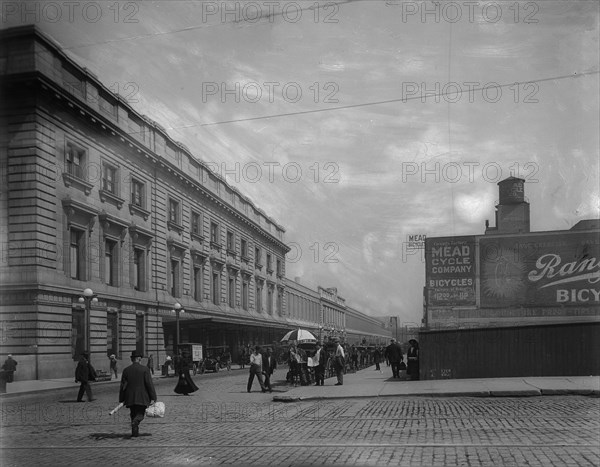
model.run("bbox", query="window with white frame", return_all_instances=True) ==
[131,179,145,208]
[102,163,118,194]
[66,142,86,179]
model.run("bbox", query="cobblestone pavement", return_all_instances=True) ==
[1,369,599,466]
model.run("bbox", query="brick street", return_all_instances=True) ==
[1,369,599,466]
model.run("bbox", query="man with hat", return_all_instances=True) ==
[385,338,404,379]
[2,354,17,383]
[75,352,97,402]
[119,350,157,438]
[332,338,345,386]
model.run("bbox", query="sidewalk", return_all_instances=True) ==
[0,373,163,398]
[272,367,600,402]
[0,366,246,398]
[1,366,598,400]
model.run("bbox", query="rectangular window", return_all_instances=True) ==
[255,247,261,266]
[133,248,146,291]
[169,199,180,224]
[66,142,85,179]
[136,314,144,356]
[171,259,180,297]
[211,222,219,244]
[191,212,202,235]
[70,228,84,280]
[229,276,235,307]
[102,164,117,194]
[131,179,144,208]
[276,258,282,276]
[193,266,202,301]
[266,253,273,272]
[105,239,118,286]
[277,290,283,315]
[267,287,273,314]
[256,285,262,312]
[107,312,119,357]
[241,239,248,258]
[227,231,234,251]
[71,308,85,358]
[212,272,220,305]
[242,281,249,311]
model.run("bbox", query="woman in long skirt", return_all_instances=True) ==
[406,339,420,381]
[174,351,199,396]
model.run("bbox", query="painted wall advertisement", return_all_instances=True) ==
[425,236,476,306]
[480,232,600,307]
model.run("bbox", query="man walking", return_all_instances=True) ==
[247,346,266,393]
[261,347,277,392]
[2,354,17,383]
[75,352,96,402]
[119,350,157,438]
[385,339,404,378]
[146,354,154,375]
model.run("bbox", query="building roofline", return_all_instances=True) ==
[0,25,288,245]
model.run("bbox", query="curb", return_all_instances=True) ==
[272,389,600,402]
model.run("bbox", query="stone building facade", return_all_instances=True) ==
[0,26,391,380]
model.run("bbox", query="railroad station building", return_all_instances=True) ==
[0,26,390,381]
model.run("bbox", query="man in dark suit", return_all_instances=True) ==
[313,342,327,386]
[119,350,157,438]
[75,352,96,402]
[261,347,277,393]
[384,339,404,378]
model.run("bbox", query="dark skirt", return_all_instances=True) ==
[174,370,199,395]
[407,360,419,380]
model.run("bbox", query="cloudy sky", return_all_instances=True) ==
[4,1,599,324]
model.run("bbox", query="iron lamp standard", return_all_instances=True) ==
[172,302,185,352]
[78,288,98,354]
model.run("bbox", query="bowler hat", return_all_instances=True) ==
[130,350,143,358]
[409,339,418,345]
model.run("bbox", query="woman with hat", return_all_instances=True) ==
[174,349,199,396]
[407,339,420,381]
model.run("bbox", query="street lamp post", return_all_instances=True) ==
[78,288,98,354]
[172,302,185,352]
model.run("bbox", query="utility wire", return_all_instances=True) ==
[163,70,599,129]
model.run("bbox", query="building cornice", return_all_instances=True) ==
[0,26,289,253]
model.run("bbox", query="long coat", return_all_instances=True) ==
[119,361,157,407]
[75,357,95,383]
[385,343,403,363]
[261,353,277,376]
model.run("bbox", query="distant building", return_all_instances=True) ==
[424,176,600,329]
[420,177,599,379]
[285,278,391,345]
